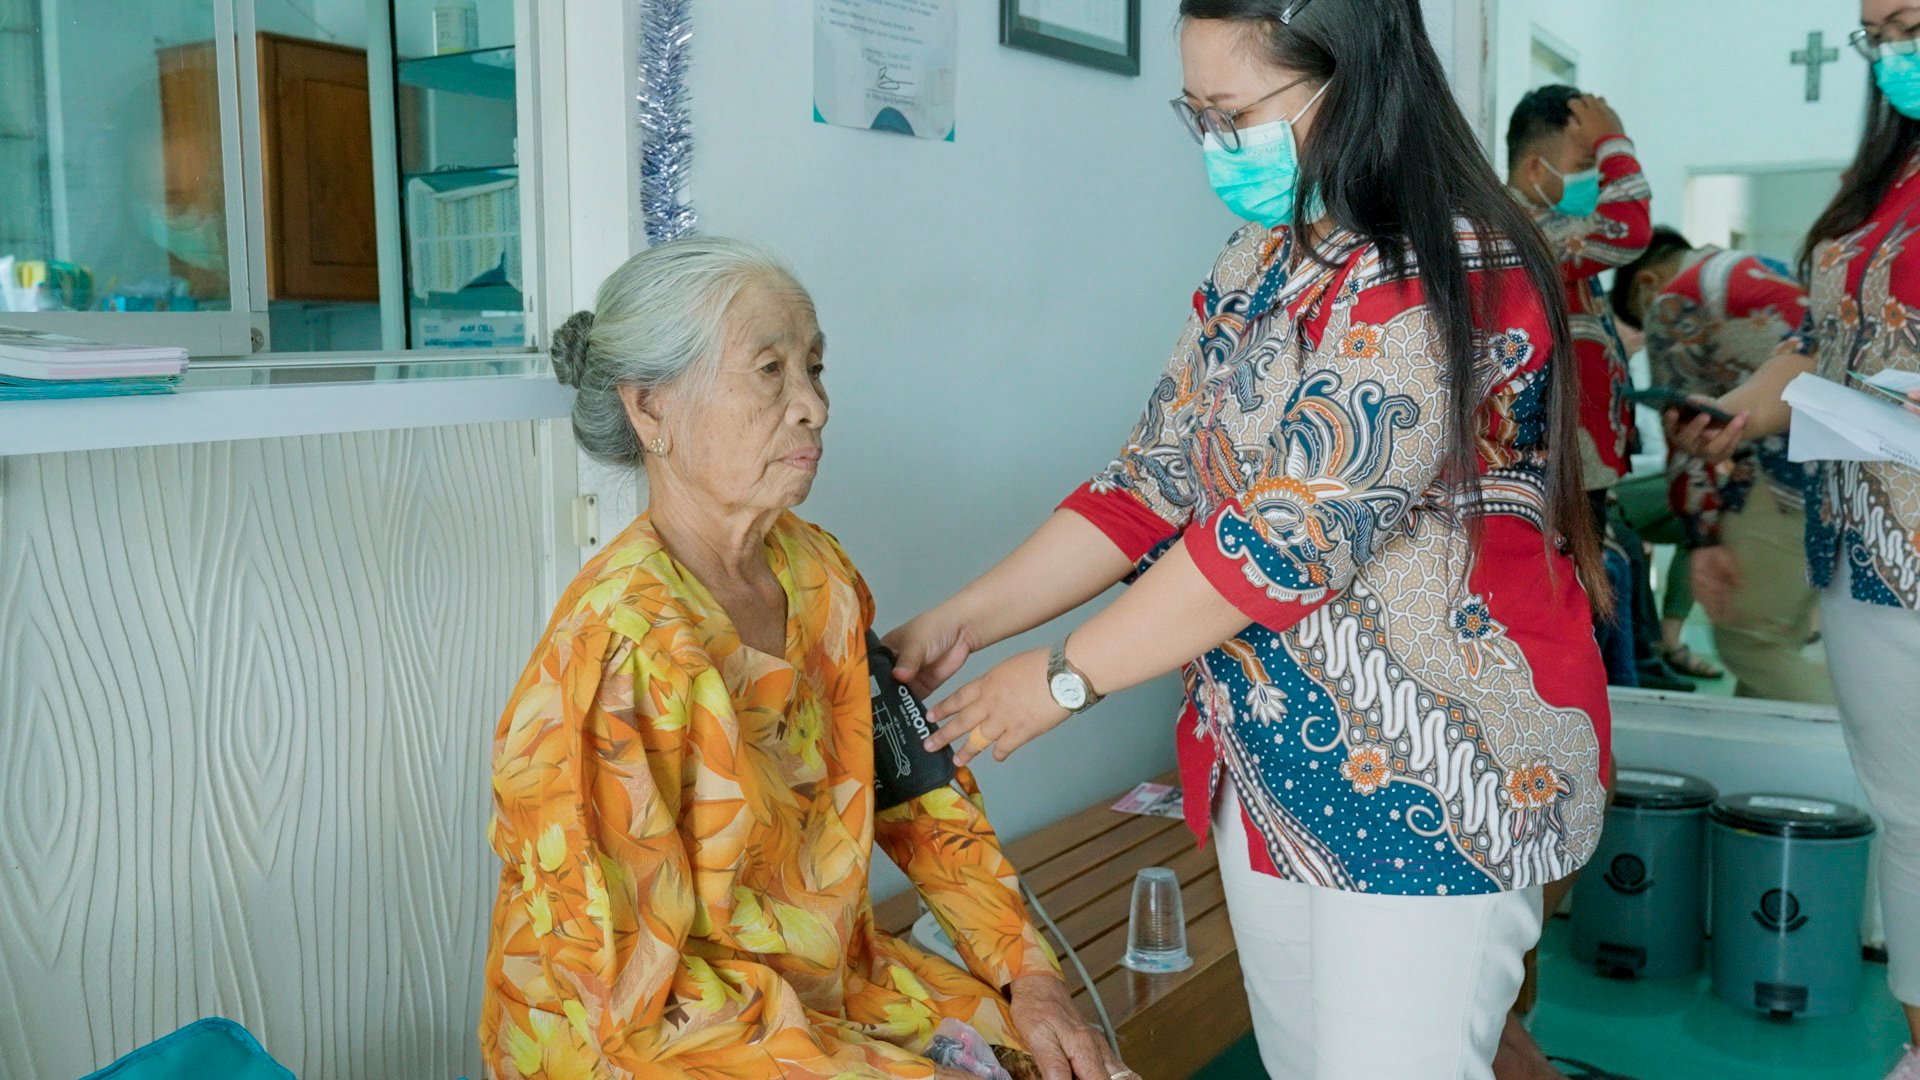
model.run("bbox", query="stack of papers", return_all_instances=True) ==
[1784,370,1920,470]
[0,324,188,401]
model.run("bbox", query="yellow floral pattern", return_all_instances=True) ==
[481,513,1058,1079]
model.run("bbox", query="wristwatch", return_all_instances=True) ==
[1047,639,1104,714]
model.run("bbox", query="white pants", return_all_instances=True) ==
[1822,576,1920,1006]
[1214,780,1543,1080]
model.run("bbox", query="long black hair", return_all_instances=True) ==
[1178,0,1606,602]
[1801,67,1920,277]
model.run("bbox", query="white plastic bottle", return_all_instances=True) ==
[433,0,479,55]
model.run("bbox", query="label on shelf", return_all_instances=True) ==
[418,314,525,350]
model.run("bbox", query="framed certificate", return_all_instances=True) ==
[1000,0,1141,77]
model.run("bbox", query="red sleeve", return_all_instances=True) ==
[1058,483,1181,564]
[1722,256,1810,327]
[1560,136,1653,282]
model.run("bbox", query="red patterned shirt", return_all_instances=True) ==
[1644,248,1810,547]
[1060,223,1610,896]
[1799,151,1920,609]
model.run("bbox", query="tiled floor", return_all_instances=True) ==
[1195,919,1909,1079]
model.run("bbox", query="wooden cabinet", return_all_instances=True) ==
[161,34,378,303]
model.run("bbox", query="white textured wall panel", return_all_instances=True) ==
[0,424,550,1080]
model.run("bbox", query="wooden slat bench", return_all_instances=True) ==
[875,773,1252,1078]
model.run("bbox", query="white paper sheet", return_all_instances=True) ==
[1783,371,1920,471]
[813,0,957,141]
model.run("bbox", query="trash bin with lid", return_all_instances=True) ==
[1571,767,1717,978]
[1709,792,1876,1019]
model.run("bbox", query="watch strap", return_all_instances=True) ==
[1048,639,1104,710]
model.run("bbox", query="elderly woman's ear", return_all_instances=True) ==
[619,384,668,457]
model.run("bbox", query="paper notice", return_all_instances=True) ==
[1784,371,1920,472]
[813,0,957,141]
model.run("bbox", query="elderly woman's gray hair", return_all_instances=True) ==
[551,237,801,466]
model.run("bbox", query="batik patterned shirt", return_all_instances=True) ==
[1799,151,1920,609]
[1645,247,1812,547]
[1060,223,1611,897]
[1524,135,1654,489]
[481,514,1056,1079]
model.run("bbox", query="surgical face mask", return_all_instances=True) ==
[143,207,229,273]
[1536,158,1601,218]
[1876,44,1920,119]
[1203,80,1331,228]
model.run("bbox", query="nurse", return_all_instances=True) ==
[1671,4,1920,1075]
[888,1,1612,1076]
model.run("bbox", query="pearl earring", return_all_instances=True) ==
[649,438,667,456]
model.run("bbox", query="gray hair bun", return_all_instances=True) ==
[550,310,596,389]
[561,238,802,469]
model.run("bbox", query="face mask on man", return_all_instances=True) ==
[1876,43,1920,119]
[1535,158,1602,218]
[1203,80,1332,228]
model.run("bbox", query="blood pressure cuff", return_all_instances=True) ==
[867,630,956,809]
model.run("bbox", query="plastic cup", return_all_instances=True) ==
[1122,867,1193,974]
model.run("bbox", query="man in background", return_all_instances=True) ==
[1507,85,1654,687]
[1613,228,1832,703]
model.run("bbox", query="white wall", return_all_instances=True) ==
[0,424,551,1080]
[1743,165,1847,263]
[1491,1,1634,169]
[1492,0,1863,233]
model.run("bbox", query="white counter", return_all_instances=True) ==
[0,373,574,456]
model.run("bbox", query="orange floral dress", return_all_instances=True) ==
[480,512,1057,1079]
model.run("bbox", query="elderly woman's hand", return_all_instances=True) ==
[1008,975,1132,1080]
[925,648,1071,767]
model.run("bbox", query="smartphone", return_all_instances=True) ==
[1626,386,1736,425]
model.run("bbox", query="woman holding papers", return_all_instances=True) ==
[1672,4,1920,1071]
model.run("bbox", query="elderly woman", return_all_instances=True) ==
[480,237,1124,1080]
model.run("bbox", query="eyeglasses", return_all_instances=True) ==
[1851,20,1920,60]
[1171,75,1316,153]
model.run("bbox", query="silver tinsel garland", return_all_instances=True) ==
[637,0,697,243]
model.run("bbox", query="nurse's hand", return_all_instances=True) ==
[926,648,1071,767]
[1907,388,1920,418]
[884,609,978,700]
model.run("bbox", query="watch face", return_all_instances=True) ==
[1050,672,1087,711]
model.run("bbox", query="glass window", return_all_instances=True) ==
[0,0,533,357]
[1,0,235,315]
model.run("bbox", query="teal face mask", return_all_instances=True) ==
[1538,159,1602,218]
[1203,81,1331,228]
[1876,46,1920,119]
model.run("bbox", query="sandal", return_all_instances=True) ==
[1662,645,1723,680]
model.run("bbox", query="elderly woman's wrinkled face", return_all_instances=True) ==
[659,280,828,512]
